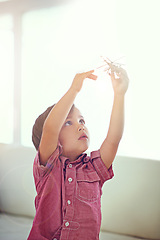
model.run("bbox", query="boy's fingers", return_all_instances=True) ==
[87,73,97,80]
[84,69,94,75]
[77,70,97,80]
[80,70,97,80]
[87,69,94,73]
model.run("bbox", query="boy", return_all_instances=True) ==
[28,66,129,240]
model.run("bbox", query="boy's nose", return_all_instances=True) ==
[78,125,84,131]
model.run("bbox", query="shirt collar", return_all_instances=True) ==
[59,152,89,169]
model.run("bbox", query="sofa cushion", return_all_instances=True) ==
[0,213,148,240]
[0,213,33,240]
[99,231,149,240]
[0,144,36,218]
[101,156,160,240]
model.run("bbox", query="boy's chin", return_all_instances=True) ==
[81,144,89,153]
[74,146,89,160]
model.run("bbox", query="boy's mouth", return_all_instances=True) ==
[78,133,88,140]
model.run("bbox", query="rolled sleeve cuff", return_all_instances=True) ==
[34,144,62,178]
[91,149,114,185]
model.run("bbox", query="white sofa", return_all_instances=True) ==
[0,143,160,240]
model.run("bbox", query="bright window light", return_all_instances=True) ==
[0,0,159,160]
[21,0,160,160]
[0,15,14,144]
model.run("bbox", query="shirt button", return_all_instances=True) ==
[68,177,72,183]
[69,163,72,168]
[67,200,71,205]
[65,221,69,227]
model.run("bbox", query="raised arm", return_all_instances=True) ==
[39,70,97,165]
[100,66,129,169]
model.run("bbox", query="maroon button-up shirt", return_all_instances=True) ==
[28,146,114,240]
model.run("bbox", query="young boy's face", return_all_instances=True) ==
[59,107,90,161]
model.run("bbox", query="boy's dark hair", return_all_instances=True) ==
[32,104,55,150]
[32,104,75,151]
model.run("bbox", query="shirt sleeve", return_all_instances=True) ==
[90,149,114,186]
[33,144,62,191]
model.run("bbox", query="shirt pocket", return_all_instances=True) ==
[76,170,101,203]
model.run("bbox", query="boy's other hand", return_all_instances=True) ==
[110,66,129,96]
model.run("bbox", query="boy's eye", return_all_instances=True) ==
[79,119,85,124]
[65,121,72,126]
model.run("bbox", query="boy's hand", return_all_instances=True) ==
[71,70,97,93]
[109,65,129,96]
